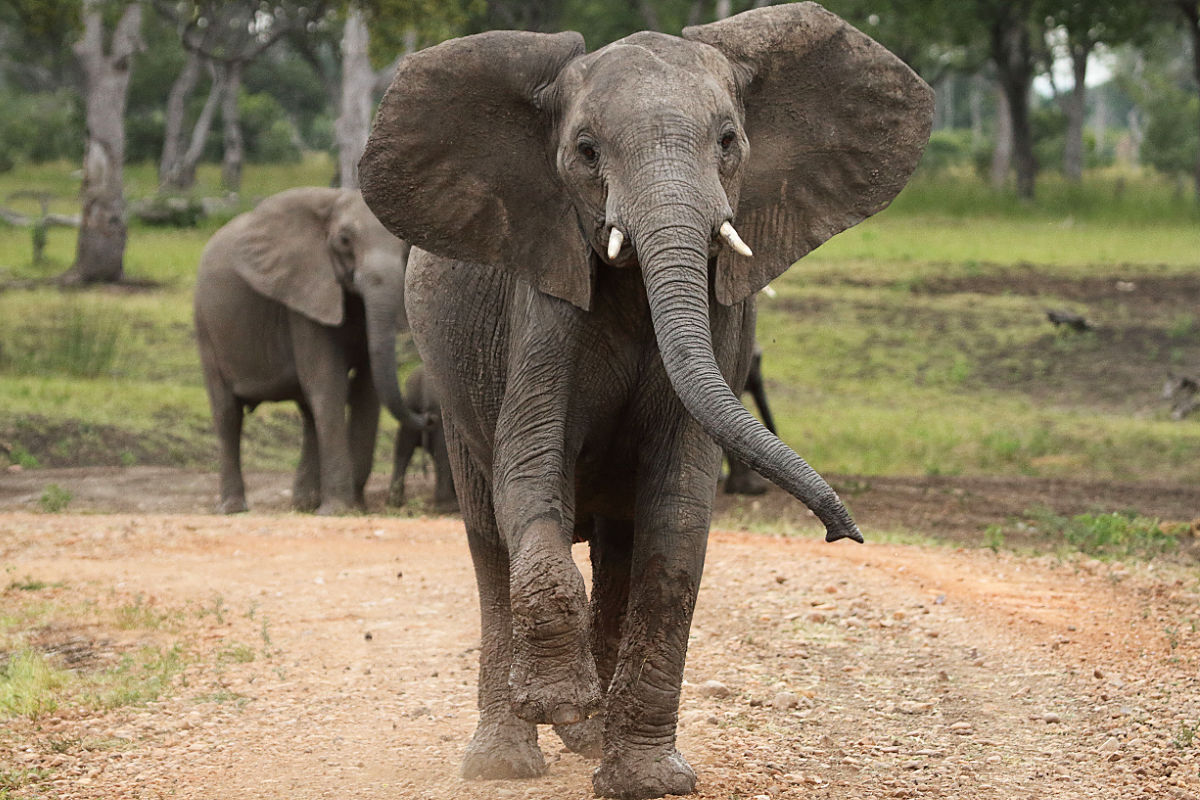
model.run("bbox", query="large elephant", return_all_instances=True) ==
[194,187,420,515]
[360,4,931,798]
[388,365,458,512]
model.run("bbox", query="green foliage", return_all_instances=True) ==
[0,298,127,379]
[37,484,72,513]
[0,649,69,718]
[1017,508,1184,560]
[0,90,84,171]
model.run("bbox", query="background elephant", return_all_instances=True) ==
[388,365,458,512]
[361,5,930,798]
[194,186,420,515]
[723,344,776,495]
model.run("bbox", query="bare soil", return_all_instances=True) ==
[2,467,1200,799]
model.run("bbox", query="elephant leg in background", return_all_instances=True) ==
[449,420,547,780]
[387,417,422,507]
[291,312,357,515]
[553,515,632,760]
[429,421,459,513]
[724,349,774,496]
[592,422,720,799]
[293,404,322,512]
[347,366,381,508]
[202,370,248,515]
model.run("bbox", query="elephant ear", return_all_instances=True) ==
[233,187,345,326]
[360,31,593,310]
[683,3,933,305]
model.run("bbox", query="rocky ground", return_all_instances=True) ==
[1,469,1199,799]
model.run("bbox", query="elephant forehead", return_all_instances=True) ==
[569,34,737,113]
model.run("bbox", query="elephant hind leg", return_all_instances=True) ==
[450,422,545,781]
[206,378,247,514]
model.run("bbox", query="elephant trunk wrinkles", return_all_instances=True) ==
[635,209,862,543]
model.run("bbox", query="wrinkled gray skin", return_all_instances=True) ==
[194,187,419,515]
[388,365,458,512]
[360,5,932,798]
[723,344,775,495]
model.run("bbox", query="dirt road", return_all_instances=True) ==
[3,488,1199,799]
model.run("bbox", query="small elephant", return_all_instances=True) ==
[361,5,931,798]
[388,365,458,512]
[194,187,422,515]
[723,344,776,495]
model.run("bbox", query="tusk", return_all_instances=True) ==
[719,221,753,257]
[607,227,625,260]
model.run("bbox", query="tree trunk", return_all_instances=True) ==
[159,49,202,190]
[220,60,244,193]
[68,1,142,284]
[990,8,1037,199]
[336,8,374,191]
[1181,1,1200,200]
[990,82,1012,188]
[714,0,732,20]
[970,74,986,146]
[1062,41,1090,183]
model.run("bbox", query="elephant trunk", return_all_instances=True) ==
[361,275,425,431]
[633,205,861,543]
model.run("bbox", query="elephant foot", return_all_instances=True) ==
[386,479,406,508]
[461,716,546,780]
[593,747,697,800]
[217,496,248,515]
[293,490,320,513]
[553,714,604,759]
[508,546,601,725]
[315,498,355,516]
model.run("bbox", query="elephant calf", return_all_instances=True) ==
[388,365,458,512]
[194,187,420,515]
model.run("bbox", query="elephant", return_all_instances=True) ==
[388,365,459,512]
[723,344,776,495]
[359,4,931,798]
[194,186,423,515]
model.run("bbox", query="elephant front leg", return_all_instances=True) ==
[448,424,546,780]
[592,439,720,799]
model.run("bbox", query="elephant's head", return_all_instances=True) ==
[231,186,420,428]
[360,4,932,540]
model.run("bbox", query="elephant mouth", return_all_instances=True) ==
[592,223,728,271]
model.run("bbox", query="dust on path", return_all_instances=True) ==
[2,511,1198,800]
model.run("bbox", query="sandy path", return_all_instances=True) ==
[2,512,1198,799]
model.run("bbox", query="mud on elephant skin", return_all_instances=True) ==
[388,365,458,513]
[361,4,931,798]
[194,187,422,515]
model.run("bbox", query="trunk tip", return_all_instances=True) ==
[825,523,864,544]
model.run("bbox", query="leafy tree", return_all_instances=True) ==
[1039,1,1153,181]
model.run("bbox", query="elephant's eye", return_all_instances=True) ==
[719,131,737,154]
[577,140,599,166]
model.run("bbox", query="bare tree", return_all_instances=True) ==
[67,0,143,284]
[154,1,331,193]
[335,7,406,191]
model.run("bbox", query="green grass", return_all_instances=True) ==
[985,507,1188,561]
[1,157,1198,486]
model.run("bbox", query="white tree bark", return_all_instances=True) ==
[70,0,143,284]
[219,60,245,192]
[336,8,375,191]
